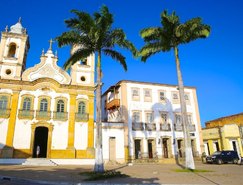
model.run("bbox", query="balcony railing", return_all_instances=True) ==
[132,122,144,131]
[53,111,68,121]
[145,123,156,131]
[75,113,89,122]
[36,111,51,120]
[18,110,34,119]
[0,109,11,118]
[160,123,171,131]
[174,124,183,131]
[188,124,196,132]
[106,99,120,110]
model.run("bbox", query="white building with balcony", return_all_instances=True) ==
[102,80,203,162]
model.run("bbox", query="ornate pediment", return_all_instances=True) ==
[22,49,71,84]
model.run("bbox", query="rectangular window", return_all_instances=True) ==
[173,93,178,99]
[132,112,140,123]
[187,114,192,125]
[132,89,139,97]
[175,114,182,124]
[145,112,153,123]
[131,88,140,101]
[144,89,151,97]
[144,89,152,102]
[184,94,189,100]
[160,113,167,124]
[159,91,165,101]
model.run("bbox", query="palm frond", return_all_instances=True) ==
[55,31,81,47]
[103,49,127,71]
[140,27,161,39]
[176,17,211,44]
[67,10,95,32]
[139,42,166,62]
[63,48,94,70]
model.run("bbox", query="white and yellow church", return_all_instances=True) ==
[0,20,96,161]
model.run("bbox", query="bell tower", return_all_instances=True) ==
[70,46,95,87]
[0,18,30,80]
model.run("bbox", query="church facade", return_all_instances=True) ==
[0,20,95,159]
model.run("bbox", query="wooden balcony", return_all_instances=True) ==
[106,99,120,110]
[18,110,34,119]
[145,123,156,131]
[160,123,171,131]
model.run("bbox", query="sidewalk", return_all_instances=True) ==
[0,161,242,184]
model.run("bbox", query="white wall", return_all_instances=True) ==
[74,122,88,149]
[0,119,9,148]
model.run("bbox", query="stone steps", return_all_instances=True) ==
[22,158,58,166]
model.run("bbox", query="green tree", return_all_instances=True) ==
[56,5,136,173]
[139,10,210,169]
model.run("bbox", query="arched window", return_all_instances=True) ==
[8,43,17,58]
[57,100,64,112]
[40,99,48,112]
[23,97,31,111]
[0,96,8,109]
[78,101,86,114]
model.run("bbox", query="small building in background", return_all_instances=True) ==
[202,113,243,157]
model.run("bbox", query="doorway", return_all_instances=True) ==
[177,139,183,157]
[109,137,116,162]
[134,139,141,159]
[32,127,48,158]
[162,138,168,158]
[231,140,239,155]
[148,139,153,158]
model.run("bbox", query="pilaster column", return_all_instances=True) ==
[3,91,20,158]
[6,91,20,146]
[87,95,94,148]
[86,95,95,158]
[67,93,76,149]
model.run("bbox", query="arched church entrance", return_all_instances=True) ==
[32,127,48,158]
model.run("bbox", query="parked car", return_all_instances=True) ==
[206,150,239,164]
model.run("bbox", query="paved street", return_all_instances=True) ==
[0,162,242,185]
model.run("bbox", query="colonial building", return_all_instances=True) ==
[202,113,243,157]
[0,20,95,160]
[102,80,203,162]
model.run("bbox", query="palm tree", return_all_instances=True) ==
[139,10,210,169]
[56,5,136,173]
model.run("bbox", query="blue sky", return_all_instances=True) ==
[1,0,243,126]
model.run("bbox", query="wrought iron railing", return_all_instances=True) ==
[53,111,68,121]
[160,123,171,131]
[0,109,11,118]
[132,122,144,131]
[75,113,89,122]
[36,111,51,120]
[188,124,196,132]
[174,124,183,131]
[18,110,34,119]
[145,123,156,131]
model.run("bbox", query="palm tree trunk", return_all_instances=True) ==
[94,51,104,173]
[174,47,195,169]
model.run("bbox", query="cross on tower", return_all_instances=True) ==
[48,39,55,51]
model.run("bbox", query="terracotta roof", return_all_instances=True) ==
[205,112,243,124]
